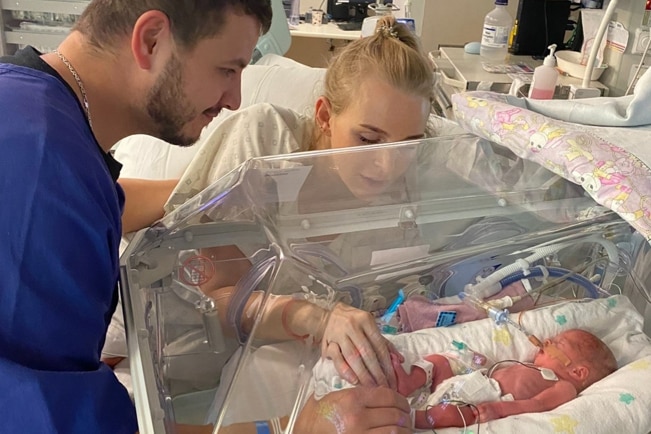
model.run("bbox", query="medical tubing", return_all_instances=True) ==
[200,298,227,352]
[291,243,350,276]
[467,236,619,298]
[226,255,277,344]
[626,32,651,95]
[337,285,364,308]
[458,291,508,324]
[466,242,575,298]
[498,267,601,299]
[590,236,622,291]
[582,0,618,88]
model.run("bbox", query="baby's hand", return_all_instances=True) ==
[476,401,501,423]
[390,352,411,396]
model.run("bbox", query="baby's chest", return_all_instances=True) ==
[493,366,557,399]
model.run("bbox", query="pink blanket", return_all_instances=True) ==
[397,282,533,332]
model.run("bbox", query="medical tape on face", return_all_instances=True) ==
[544,342,571,366]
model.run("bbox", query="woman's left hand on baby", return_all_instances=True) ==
[321,302,402,389]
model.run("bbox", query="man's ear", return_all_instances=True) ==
[314,96,332,137]
[131,10,172,70]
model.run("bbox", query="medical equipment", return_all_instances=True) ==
[379,289,405,333]
[120,135,651,432]
[360,0,401,37]
[480,0,513,63]
[327,0,374,23]
[460,291,544,349]
[459,291,509,325]
[462,234,619,299]
[509,0,571,56]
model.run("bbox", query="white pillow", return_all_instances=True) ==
[113,134,201,179]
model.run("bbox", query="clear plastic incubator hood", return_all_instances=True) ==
[120,134,651,433]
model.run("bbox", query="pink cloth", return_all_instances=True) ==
[397,282,534,332]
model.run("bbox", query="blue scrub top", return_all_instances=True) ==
[0,49,138,433]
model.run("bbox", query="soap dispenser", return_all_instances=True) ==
[528,44,559,100]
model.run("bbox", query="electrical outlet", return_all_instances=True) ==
[632,28,651,54]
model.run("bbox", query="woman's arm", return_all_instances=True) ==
[208,281,396,389]
[199,243,397,389]
[118,178,178,233]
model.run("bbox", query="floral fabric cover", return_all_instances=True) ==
[452,91,651,242]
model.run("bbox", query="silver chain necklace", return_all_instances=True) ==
[54,49,92,129]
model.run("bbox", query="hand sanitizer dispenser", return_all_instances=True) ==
[528,44,559,99]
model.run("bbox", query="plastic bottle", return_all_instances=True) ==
[480,0,513,63]
[289,0,300,26]
[528,44,559,100]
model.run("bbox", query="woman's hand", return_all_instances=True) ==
[296,387,412,434]
[321,303,402,389]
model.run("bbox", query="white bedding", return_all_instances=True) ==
[309,295,651,433]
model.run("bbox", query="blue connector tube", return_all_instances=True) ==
[381,289,405,324]
[499,266,601,299]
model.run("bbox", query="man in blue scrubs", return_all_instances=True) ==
[0,1,271,432]
[0,1,417,433]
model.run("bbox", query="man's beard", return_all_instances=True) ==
[146,54,201,147]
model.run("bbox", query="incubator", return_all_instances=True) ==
[119,134,651,433]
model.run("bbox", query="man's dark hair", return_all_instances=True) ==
[75,0,272,50]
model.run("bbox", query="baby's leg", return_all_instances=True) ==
[391,353,454,397]
[424,354,454,390]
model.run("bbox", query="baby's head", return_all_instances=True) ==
[534,328,617,392]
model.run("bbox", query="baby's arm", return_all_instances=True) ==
[477,380,578,422]
[414,403,477,429]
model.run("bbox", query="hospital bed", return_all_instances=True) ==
[115,56,651,433]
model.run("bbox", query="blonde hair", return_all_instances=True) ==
[325,16,433,114]
[312,16,434,149]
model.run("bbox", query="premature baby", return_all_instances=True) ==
[391,328,617,429]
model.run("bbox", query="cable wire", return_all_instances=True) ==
[625,32,651,95]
